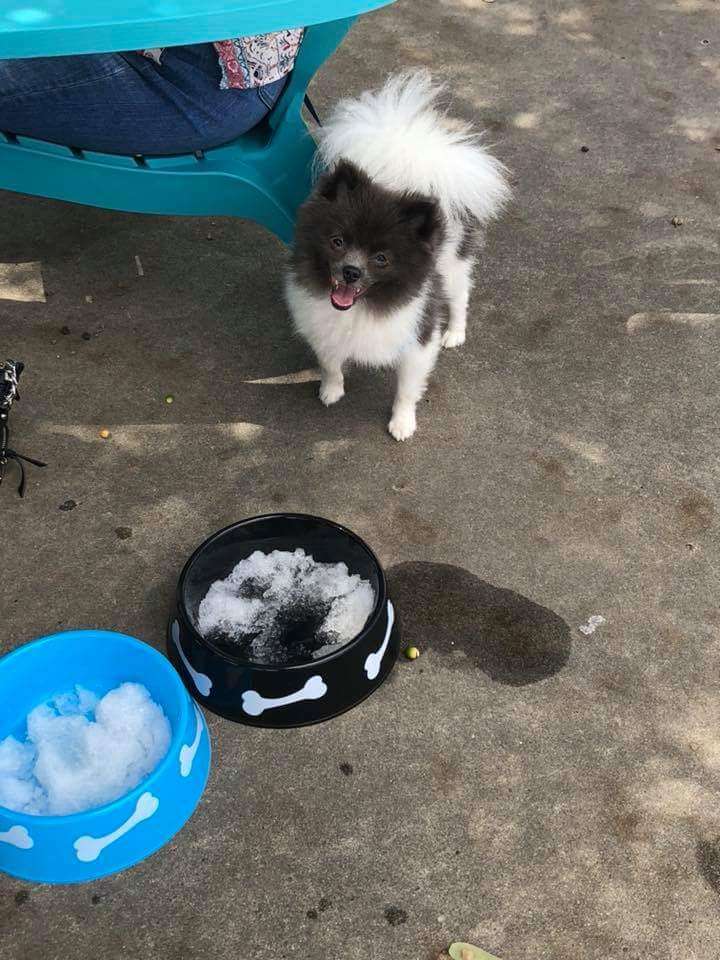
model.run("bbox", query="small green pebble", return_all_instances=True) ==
[164,395,174,404]
[404,646,420,660]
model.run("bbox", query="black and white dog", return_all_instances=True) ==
[285,72,510,441]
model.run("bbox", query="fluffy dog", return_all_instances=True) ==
[285,72,510,440]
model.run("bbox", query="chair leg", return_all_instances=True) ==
[254,18,356,242]
[257,104,318,244]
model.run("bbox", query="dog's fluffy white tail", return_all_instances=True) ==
[315,71,511,223]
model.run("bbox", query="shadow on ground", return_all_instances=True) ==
[697,837,720,897]
[388,561,571,685]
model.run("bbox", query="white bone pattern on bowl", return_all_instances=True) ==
[179,704,204,777]
[242,675,327,717]
[73,792,159,863]
[364,600,394,680]
[172,621,212,696]
[0,825,33,849]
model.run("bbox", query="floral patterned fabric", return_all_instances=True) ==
[141,29,304,90]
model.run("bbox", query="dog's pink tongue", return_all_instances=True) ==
[331,284,355,309]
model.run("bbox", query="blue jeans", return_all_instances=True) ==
[0,44,287,155]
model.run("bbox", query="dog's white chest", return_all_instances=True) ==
[286,280,422,368]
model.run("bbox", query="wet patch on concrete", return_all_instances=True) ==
[697,837,720,895]
[388,562,571,685]
[394,508,439,546]
[530,451,570,482]
[678,493,715,535]
[384,906,408,926]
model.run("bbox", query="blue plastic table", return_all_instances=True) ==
[0,0,394,242]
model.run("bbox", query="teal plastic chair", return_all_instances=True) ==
[0,1,394,243]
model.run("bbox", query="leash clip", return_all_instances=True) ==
[0,360,46,498]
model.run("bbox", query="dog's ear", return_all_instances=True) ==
[399,197,443,244]
[317,160,365,201]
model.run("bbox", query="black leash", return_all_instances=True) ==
[303,94,322,127]
[0,360,46,498]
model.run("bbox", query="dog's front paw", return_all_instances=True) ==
[319,380,345,406]
[441,327,466,349]
[388,407,417,442]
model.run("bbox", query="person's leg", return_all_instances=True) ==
[0,45,287,155]
[141,45,287,152]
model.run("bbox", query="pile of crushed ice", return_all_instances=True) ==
[0,683,171,816]
[197,548,375,664]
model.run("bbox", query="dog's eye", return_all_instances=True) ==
[331,236,344,249]
[373,253,388,266]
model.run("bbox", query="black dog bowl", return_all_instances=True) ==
[167,514,399,727]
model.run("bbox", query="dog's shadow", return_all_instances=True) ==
[387,561,571,685]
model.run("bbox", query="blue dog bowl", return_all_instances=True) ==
[0,630,211,884]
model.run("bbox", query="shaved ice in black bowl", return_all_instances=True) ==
[168,514,400,727]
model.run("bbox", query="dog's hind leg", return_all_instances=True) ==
[440,220,482,349]
[441,252,474,349]
[388,330,441,442]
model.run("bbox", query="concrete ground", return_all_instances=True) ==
[1,1,719,957]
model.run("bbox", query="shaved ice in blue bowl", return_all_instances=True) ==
[0,630,210,884]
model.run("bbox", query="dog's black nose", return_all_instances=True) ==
[342,265,362,284]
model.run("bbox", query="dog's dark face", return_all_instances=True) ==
[292,160,444,313]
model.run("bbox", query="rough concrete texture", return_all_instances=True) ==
[1,1,719,957]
